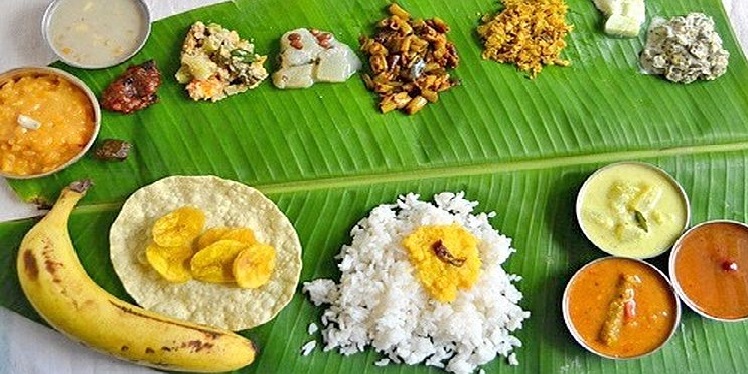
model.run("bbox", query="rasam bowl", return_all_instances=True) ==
[669,219,748,322]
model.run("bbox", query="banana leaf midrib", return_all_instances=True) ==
[9,139,748,223]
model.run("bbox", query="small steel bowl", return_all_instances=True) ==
[0,67,101,179]
[563,256,682,360]
[669,219,748,322]
[576,161,691,259]
[42,0,152,69]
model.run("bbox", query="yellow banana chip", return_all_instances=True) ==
[195,228,231,249]
[152,206,205,247]
[196,227,256,250]
[145,243,194,283]
[233,243,276,289]
[190,239,247,283]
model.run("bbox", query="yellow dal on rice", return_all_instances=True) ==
[403,224,481,302]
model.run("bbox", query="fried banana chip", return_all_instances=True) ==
[145,243,194,283]
[152,206,205,247]
[196,227,256,250]
[190,239,247,283]
[233,243,276,289]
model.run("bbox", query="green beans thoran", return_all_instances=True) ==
[360,3,459,115]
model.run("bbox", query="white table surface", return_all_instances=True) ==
[0,0,746,373]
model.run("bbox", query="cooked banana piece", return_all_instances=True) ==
[16,181,256,373]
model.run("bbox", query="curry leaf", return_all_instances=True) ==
[634,210,649,232]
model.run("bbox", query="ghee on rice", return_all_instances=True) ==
[303,192,530,373]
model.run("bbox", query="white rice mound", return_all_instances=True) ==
[303,192,530,374]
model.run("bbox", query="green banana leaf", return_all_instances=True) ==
[2,0,748,372]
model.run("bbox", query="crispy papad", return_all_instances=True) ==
[110,175,302,330]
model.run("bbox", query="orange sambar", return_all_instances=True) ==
[0,73,96,177]
[565,257,679,359]
[672,221,748,320]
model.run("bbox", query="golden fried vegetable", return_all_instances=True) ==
[196,227,256,250]
[195,228,232,249]
[190,239,248,283]
[233,243,277,289]
[145,243,193,283]
[599,274,641,346]
[151,206,205,247]
[477,0,573,78]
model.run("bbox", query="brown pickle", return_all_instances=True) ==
[95,139,131,161]
[101,60,161,114]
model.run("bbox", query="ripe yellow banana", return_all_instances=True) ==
[16,181,256,372]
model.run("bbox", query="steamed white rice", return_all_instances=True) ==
[300,340,317,356]
[303,192,530,374]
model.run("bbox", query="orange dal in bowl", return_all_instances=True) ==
[0,73,96,177]
[565,257,679,359]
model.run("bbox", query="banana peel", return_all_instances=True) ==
[16,180,256,372]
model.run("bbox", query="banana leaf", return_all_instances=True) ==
[2,0,748,373]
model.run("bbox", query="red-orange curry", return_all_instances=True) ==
[673,221,748,320]
[566,257,678,358]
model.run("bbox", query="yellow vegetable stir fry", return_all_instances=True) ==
[477,0,573,78]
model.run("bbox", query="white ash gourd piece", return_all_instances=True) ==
[273,28,361,89]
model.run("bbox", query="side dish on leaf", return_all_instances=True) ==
[477,0,573,78]
[360,3,460,115]
[273,28,361,89]
[175,21,269,101]
[640,13,729,83]
[101,60,161,114]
